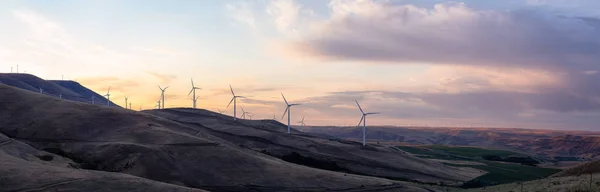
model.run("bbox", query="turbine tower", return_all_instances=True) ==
[129,103,132,110]
[355,100,380,146]
[188,78,201,109]
[158,85,169,109]
[59,92,62,99]
[91,95,95,104]
[297,116,306,127]
[124,96,129,109]
[104,87,111,106]
[227,85,244,121]
[157,100,161,109]
[38,87,43,94]
[281,93,301,134]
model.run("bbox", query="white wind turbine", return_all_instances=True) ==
[91,95,95,104]
[59,92,62,99]
[297,116,306,127]
[104,87,111,106]
[156,100,161,109]
[281,93,301,134]
[188,78,201,109]
[355,100,380,146]
[38,87,43,94]
[158,85,169,109]
[227,85,245,121]
[248,113,254,120]
[129,103,132,110]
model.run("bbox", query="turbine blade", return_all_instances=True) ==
[196,96,200,100]
[229,85,235,96]
[241,106,245,113]
[281,93,288,105]
[158,85,162,90]
[165,86,169,90]
[281,107,289,120]
[302,116,305,121]
[357,115,364,127]
[191,78,194,87]
[355,100,364,114]
[107,86,111,94]
[367,112,380,115]
[188,88,194,96]
[227,97,235,108]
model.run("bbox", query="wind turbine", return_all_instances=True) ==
[38,87,43,94]
[157,100,161,109]
[217,108,223,114]
[91,95,95,104]
[227,85,244,121]
[124,96,129,109]
[158,85,169,109]
[355,100,380,146]
[59,92,62,99]
[240,106,249,120]
[129,103,132,110]
[297,116,306,127]
[188,78,201,109]
[248,113,254,120]
[104,87,111,106]
[281,93,301,134]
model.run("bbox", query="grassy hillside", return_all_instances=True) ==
[396,145,561,187]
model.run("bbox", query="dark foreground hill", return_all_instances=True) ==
[0,73,118,107]
[0,84,437,192]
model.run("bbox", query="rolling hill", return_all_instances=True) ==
[0,73,118,107]
[0,83,451,192]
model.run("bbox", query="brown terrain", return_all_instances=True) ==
[300,126,600,160]
[0,83,477,191]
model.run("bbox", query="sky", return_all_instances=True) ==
[1,0,600,130]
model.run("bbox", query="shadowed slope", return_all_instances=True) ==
[0,133,205,192]
[0,84,432,192]
[144,108,484,185]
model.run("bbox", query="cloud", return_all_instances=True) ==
[145,72,177,84]
[225,1,258,29]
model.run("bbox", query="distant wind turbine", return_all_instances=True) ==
[59,92,62,99]
[281,93,301,134]
[104,87,111,106]
[129,103,132,110]
[38,87,43,94]
[248,113,254,120]
[91,95,95,104]
[188,78,201,109]
[355,100,380,146]
[157,100,161,109]
[240,106,249,120]
[227,85,244,121]
[124,96,129,109]
[158,85,169,109]
[217,108,223,114]
[297,116,306,127]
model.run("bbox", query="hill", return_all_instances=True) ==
[0,73,118,107]
[0,83,439,192]
[552,161,600,177]
[301,126,600,160]
[144,108,483,185]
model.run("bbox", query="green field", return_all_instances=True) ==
[395,145,561,188]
